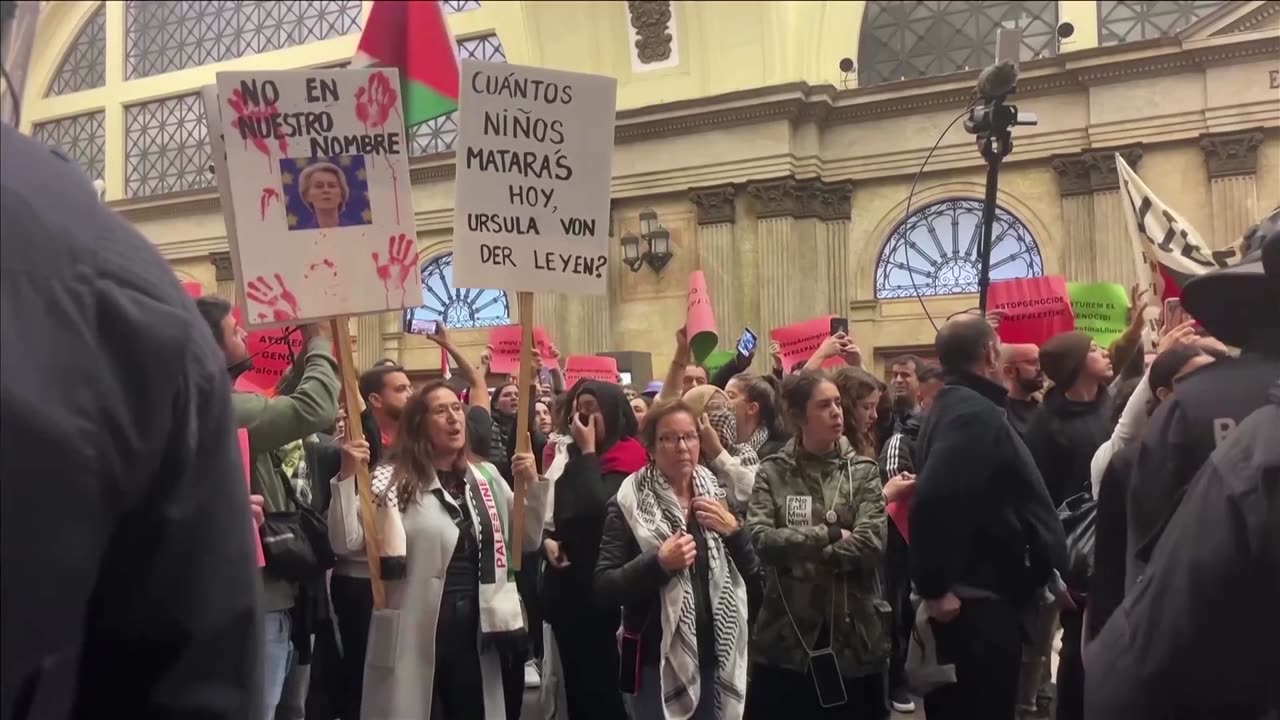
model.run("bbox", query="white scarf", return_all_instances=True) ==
[615,464,748,720]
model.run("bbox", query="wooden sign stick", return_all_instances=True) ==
[330,317,388,610]
[510,291,535,571]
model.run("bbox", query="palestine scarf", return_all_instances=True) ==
[372,461,524,641]
[615,464,748,720]
[706,408,760,469]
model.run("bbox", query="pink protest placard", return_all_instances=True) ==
[988,276,1076,347]
[686,271,718,363]
[182,281,205,299]
[237,327,304,397]
[239,429,266,567]
[769,315,843,373]
[887,499,910,543]
[488,325,554,375]
[563,355,619,386]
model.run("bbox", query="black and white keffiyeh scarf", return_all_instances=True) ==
[615,464,749,720]
[706,409,761,469]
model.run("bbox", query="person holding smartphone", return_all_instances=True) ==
[745,371,891,719]
[595,400,761,720]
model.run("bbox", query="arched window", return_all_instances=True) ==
[409,253,511,329]
[31,112,105,183]
[1098,1,1225,45]
[47,5,105,96]
[124,0,363,79]
[857,1,1058,87]
[874,198,1043,299]
[409,34,507,156]
[124,93,212,197]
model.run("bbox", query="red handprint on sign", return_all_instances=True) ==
[371,233,416,307]
[260,188,282,222]
[354,71,399,131]
[227,89,288,171]
[246,273,301,323]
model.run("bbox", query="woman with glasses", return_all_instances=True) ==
[745,370,890,719]
[595,400,762,719]
[543,381,647,720]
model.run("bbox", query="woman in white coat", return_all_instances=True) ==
[331,379,547,720]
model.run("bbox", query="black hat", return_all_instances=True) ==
[1181,209,1280,348]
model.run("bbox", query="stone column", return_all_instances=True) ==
[1200,130,1264,248]
[1050,156,1096,280]
[816,182,853,315]
[1049,148,1142,285]
[356,314,385,369]
[209,251,235,301]
[533,294,562,349]
[1087,148,1143,289]
[747,178,799,346]
[690,185,737,341]
[577,296,612,353]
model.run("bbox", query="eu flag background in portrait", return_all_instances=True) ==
[280,155,373,231]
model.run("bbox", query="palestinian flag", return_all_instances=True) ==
[353,0,459,128]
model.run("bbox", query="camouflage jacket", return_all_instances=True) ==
[746,436,890,677]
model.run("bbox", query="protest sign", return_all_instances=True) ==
[686,270,718,363]
[1067,282,1129,348]
[239,429,266,567]
[237,327,304,396]
[452,61,618,295]
[489,324,552,374]
[988,276,1075,346]
[182,281,205,299]
[770,316,844,372]
[563,355,619,386]
[206,68,421,328]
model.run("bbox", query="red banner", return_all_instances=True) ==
[769,315,846,373]
[988,276,1076,347]
[488,325,554,374]
[240,429,266,567]
[238,327,304,397]
[563,355,619,386]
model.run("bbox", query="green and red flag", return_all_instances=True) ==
[353,0,459,128]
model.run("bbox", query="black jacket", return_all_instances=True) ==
[0,125,260,719]
[594,499,762,667]
[1127,351,1280,581]
[544,450,631,618]
[1085,442,1136,643]
[909,372,1068,606]
[1024,386,1112,507]
[1085,382,1280,719]
[1005,395,1039,438]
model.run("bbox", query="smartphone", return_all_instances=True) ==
[736,327,758,358]
[829,317,849,337]
[808,648,848,708]
[1163,297,1188,328]
[401,311,438,336]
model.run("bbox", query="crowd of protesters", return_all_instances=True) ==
[3,112,1277,720]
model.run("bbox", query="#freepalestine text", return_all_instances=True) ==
[463,69,606,279]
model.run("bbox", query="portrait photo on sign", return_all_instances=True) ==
[279,155,373,231]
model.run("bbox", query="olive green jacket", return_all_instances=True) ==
[232,336,339,612]
[746,436,891,678]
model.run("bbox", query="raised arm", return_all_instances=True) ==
[233,329,340,453]
[658,326,692,403]
[327,437,373,554]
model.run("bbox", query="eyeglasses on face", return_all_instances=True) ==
[657,433,698,448]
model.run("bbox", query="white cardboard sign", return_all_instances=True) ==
[452,60,618,296]
[206,68,422,327]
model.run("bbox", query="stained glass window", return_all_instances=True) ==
[124,0,363,79]
[1098,1,1224,44]
[47,6,105,96]
[409,34,507,156]
[408,253,511,329]
[874,198,1043,299]
[124,94,213,197]
[443,0,481,13]
[31,112,106,183]
[857,1,1059,87]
